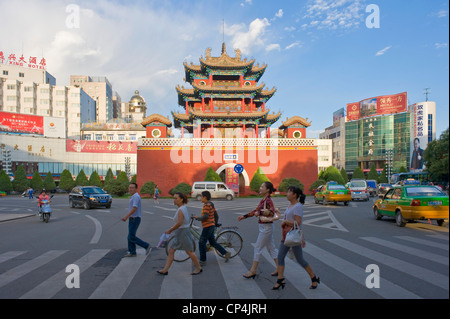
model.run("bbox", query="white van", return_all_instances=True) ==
[191,182,235,201]
[347,179,370,201]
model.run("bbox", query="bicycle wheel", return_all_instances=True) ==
[165,236,196,262]
[215,230,243,258]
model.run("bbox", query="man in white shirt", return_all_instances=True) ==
[122,183,151,257]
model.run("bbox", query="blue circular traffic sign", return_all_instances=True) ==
[234,164,244,174]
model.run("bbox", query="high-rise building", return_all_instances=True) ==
[70,75,113,122]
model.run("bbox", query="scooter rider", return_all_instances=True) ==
[37,190,49,216]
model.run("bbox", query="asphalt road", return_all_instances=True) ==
[0,194,448,301]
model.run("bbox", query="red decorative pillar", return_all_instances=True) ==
[210,97,214,111]
[185,101,189,115]
[242,123,246,137]
[241,98,245,110]
[181,126,184,138]
[255,123,259,138]
[267,126,270,138]
[209,74,213,86]
[262,102,266,112]
[240,75,244,87]
[202,98,205,111]
[250,98,254,112]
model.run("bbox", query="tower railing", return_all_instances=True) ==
[138,138,317,147]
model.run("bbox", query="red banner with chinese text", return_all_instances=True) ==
[0,112,44,135]
[66,140,137,153]
[347,92,407,121]
[226,167,239,193]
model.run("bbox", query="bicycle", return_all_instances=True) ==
[165,217,243,262]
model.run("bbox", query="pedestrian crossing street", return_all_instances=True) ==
[0,233,447,299]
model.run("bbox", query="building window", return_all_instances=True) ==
[24,86,33,92]
[107,134,114,141]
[3,70,8,75]
[129,134,136,140]
[7,84,16,90]
[95,134,102,141]
[40,88,49,94]
[118,134,125,141]
[83,134,92,140]
[19,72,24,77]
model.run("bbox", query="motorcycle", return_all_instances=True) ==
[38,195,54,223]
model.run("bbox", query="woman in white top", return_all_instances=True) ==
[157,192,202,275]
[272,186,320,290]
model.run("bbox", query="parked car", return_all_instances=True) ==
[366,180,378,197]
[69,186,112,210]
[377,183,393,198]
[191,181,234,201]
[372,185,449,227]
[347,179,370,201]
[314,182,351,206]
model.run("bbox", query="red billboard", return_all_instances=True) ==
[347,92,407,121]
[0,112,44,135]
[66,140,137,154]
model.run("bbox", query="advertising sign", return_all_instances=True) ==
[43,117,66,138]
[66,140,137,154]
[0,112,44,135]
[347,92,407,121]
[226,167,239,193]
[410,103,429,171]
[332,108,345,126]
[0,50,46,70]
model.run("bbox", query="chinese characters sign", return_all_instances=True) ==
[0,50,46,70]
[347,92,407,121]
[66,140,137,154]
[0,112,44,135]
[226,167,239,193]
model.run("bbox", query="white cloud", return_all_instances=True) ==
[284,26,296,31]
[375,46,392,56]
[435,42,448,49]
[229,18,271,55]
[275,9,284,19]
[285,42,302,50]
[437,10,448,18]
[302,0,365,30]
[266,44,281,52]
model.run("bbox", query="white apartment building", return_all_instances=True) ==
[0,65,95,138]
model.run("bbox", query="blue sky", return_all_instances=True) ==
[1,0,448,137]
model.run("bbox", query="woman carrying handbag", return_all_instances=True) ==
[238,182,281,279]
[272,186,320,290]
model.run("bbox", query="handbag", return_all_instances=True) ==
[284,221,303,247]
[261,199,274,217]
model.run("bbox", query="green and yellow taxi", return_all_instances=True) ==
[373,185,449,227]
[314,182,352,206]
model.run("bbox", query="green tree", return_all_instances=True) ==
[340,168,349,184]
[424,128,449,182]
[74,169,89,186]
[105,168,114,185]
[43,172,56,191]
[131,174,137,184]
[0,170,13,192]
[250,167,270,193]
[278,177,304,192]
[352,167,365,179]
[367,164,379,181]
[399,166,408,173]
[204,167,222,182]
[107,171,130,196]
[30,171,43,191]
[12,165,29,192]
[169,182,191,196]
[140,181,157,196]
[378,167,388,183]
[88,171,102,187]
[309,179,326,191]
[322,166,345,185]
[59,169,75,192]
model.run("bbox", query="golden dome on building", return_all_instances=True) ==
[129,90,147,112]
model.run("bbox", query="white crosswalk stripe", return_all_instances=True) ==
[0,233,447,298]
[20,249,110,299]
[0,250,68,288]
[89,248,149,299]
[327,238,449,291]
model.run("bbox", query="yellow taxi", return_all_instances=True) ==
[314,182,352,206]
[373,185,449,227]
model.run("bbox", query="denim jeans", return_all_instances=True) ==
[199,225,226,261]
[128,217,149,254]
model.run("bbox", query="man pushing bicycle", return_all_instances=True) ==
[192,191,231,266]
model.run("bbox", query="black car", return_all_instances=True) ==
[69,186,112,209]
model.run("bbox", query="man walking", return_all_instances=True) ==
[193,191,230,266]
[122,183,151,257]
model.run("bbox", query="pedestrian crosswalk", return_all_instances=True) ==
[0,234,447,299]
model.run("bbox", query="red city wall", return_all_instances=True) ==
[136,147,318,197]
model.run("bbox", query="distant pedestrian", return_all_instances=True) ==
[193,191,230,266]
[153,185,160,204]
[157,192,202,276]
[28,187,34,199]
[271,186,320,290]
[238,181,280,279]
[122,183,151,257]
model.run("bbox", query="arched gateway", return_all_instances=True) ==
[137,45,318,196]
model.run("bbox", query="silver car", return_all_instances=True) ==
[348,179,370,201]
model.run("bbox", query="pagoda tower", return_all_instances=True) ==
[173,43,281,138]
